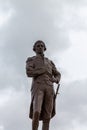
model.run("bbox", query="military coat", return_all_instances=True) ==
[26,54,61,120]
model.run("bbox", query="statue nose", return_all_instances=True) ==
[39,46,42,49]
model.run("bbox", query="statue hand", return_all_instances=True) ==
[51,77,59,84]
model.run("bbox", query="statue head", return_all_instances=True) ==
[33,40,46,54]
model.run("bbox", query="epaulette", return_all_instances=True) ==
[45,57,52,63]
[26,56,35,63]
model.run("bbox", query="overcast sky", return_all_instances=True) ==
[0,0,87,130]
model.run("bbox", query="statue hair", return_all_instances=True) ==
[33,40,46,51]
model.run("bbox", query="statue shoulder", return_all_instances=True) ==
[44,57,51,62]
[45,57,50,61]
[26,56,36,63]
[45,57,54,65]
[50,60,55,65]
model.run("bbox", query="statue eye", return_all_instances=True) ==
[36,44,44,47]
[37,45,40,47]
[41,45,44,47]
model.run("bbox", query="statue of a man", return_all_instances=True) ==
[26,40,61,130]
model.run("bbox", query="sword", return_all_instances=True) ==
[55,84,60,99]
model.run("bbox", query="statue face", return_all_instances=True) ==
[35,42,45,54]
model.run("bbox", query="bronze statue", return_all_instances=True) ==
[26,40,61,130]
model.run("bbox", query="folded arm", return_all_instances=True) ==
[26,58,46,77]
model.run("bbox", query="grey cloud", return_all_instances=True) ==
[0,88,31,130]
[63,0,87,5]
[0,0,87,130]
[55,79,87,130]
[0,79,87,130]
[0,0,71,90]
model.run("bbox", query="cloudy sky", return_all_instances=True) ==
[0,0,87,130]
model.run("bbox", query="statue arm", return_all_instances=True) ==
[26,57,46,77]
[51,61,61,83]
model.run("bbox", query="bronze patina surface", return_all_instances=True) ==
[26,40,61,130]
